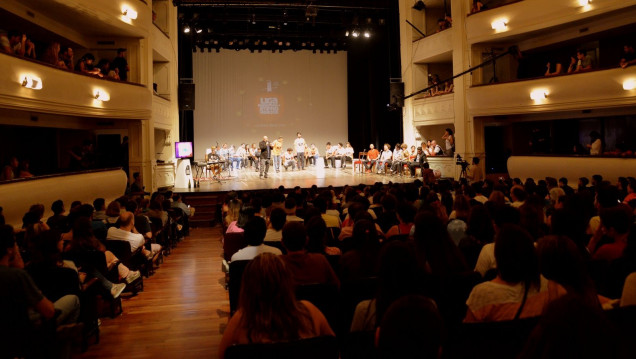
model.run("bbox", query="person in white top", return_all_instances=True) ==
[324,142,336,168]
[377,143,393,173]
[343,142,355,168]
[335,143,347,168]
[282,148,297,171]
[106,212,161,259]
[587,131,602,156]
[308,144,320,166]
[294,132,307,170]
[231,217,282,261]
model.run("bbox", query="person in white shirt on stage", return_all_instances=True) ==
[233,144,247,170]
[324,142,335,168]
[335,143,347,168]
[390,143,403,174]
[377,143,393,173]
[343,142,355,168]
[283,148,297,171]
[308,144,319,166]
[294,132,307,170]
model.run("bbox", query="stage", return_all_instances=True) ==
[174,164,417,193]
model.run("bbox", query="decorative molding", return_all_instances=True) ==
[412,94,455,124]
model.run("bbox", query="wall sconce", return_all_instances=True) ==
[122,5,138,20]
[578,0,590,6]
[623,79,636,91]
[491,19,508,31]
[94,90,110,102]
[20,74,43,90]
[530,89,549,101]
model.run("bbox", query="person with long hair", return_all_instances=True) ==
[218,253,334,358]
[465,225,566,322]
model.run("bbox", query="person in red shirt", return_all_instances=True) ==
[623,179,636,204]
[281,222,340,288]
[587,205,632,262]
[364,144,380,173]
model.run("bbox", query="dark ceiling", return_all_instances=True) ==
[173,0,396,52]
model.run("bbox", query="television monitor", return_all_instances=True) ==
[175,142,193,159]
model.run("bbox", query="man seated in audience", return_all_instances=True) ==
[377,295,444,359]
[623,179,636,204]
[284,197,303,222]
[572,49,593,73]
[125,201,152,241]
[421,162,436,186]
[510,187,527,208]
[8,31,36,58]
[0,224,80,328]
[106,212,160,260]
[92,198,107,221]
[46,200,68,232]
[264,207,286,242]
[558,177,575,196]
[587,204,632,262]
[60,47,74,71]
[364,144,379,172]
[619,44,636,69]
[171,194,194,217]
[281,222,340,287]
[313,197,341,228]
[231,216,281,261]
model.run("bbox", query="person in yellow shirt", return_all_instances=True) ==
[272,136,283,173]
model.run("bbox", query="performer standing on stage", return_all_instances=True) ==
[259,136,273,179]
[272,136,283,173]
[294,132,306,170]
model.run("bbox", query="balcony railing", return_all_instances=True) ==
[0,52,152,119]
[466,67,636,116]
[412,93,455,125]
[465,0,636,44]
[412,29,453,64]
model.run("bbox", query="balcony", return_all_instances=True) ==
[465,0,636,45]
[412,93,455,125]
[412,29,452,64]
[152,94,175,129]
[0,53,152,119]
[466,67,636,116]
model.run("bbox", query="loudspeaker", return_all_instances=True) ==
[389,82,404,108]
[179,83,195,110]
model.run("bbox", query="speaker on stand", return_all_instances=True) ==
[179,83,195,110]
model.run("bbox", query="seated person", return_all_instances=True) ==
[334,143,347,168]
[8,31,36,58]
[377,144,393,173]
[218,253,334,358]
[620,44,636,69]
[465,225,565,322]
[343,142,355,167]
[75,53,103,77]
[92,198,107,221]
[106,212,161,260]
[281,222,340,287]
[305,216,341,256]
[0,225,80,330]
[231,217,282,261]
[587,205,632,262]
[364,144,380,172]
[264,207,286,242]
[408,147,425,178]
[324,142,336,168]
[284,197,304,222]
[282,148,297,171]
[428,140,443,156]
[313,197,341,229]
[377,295,444,359]
[308,144,320,166]
[570,49,593,73]
[384,203,416,239]
[390,143,403,174]
[46,200,69,233]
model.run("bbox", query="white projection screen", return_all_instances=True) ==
[192,50,348,159]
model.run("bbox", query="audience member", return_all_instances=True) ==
[106,212,160,260]
[218,253,334,358]
[587,204,632,261]
[46,200,69,232]
[111,48,129,81]
[75,53,102,77]
[619,44,636,69]
[231,216,281,261]
[8,31,36,58]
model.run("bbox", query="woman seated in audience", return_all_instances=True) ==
[17,159,33,178]
[147,200,168,226]
[42,42,65,68]
[465,225,566,322]
[104,201,121,226]
[305,216,341,256]
[350,241,423,332]
[458,205,495,269]
[339,218,382,283]
[218,253,334,358]
[384,202,416,240]
[226,204,256,234]
[224,198,241,228]
[264,207,286,242]
[448,194,470,221]
[66,217,140,289]
[75,53,103,77]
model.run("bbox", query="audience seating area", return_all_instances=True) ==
[0,191,190,358]
[218,175,636,358]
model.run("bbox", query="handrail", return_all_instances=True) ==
[466,0,524,17]
[0,51,145,88]
[471,66,619,88]
[0,167,124,185]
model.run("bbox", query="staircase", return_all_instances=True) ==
[181,193,223,227]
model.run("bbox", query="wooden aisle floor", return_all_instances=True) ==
[75,226,228,359]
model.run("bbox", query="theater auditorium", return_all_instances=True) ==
[1,0,636,358]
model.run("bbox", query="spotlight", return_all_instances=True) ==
[363,30,370,38]
[345,30,350,37]
[183,25,191,33]
[412,0,426,11]
[285,41,291,46]
[251,14,256,25]
[301,42,306,47]
[324,42,329,47]
[262,40,268,46]
[530,89,549,101]
[94,89,110,102]
[195,27,202,34]
[352,30,360,37]
[278,41,283,46]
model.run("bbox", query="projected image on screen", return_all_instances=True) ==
[192,50,348,159]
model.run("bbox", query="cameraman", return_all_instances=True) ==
[466,157,484,183]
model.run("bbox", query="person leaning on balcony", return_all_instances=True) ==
[572,49,593,73]
[545,59,564,77]
[470,0,485,14]
[620,44,636,69]
[8,31,36,58]
[587,131,602,156]
[60,47,74,71]
[111,48,129,81]
[75,53,103,77]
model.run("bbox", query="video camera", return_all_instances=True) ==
[456,154,469,169]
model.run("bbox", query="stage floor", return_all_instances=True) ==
[175,164,416,193]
